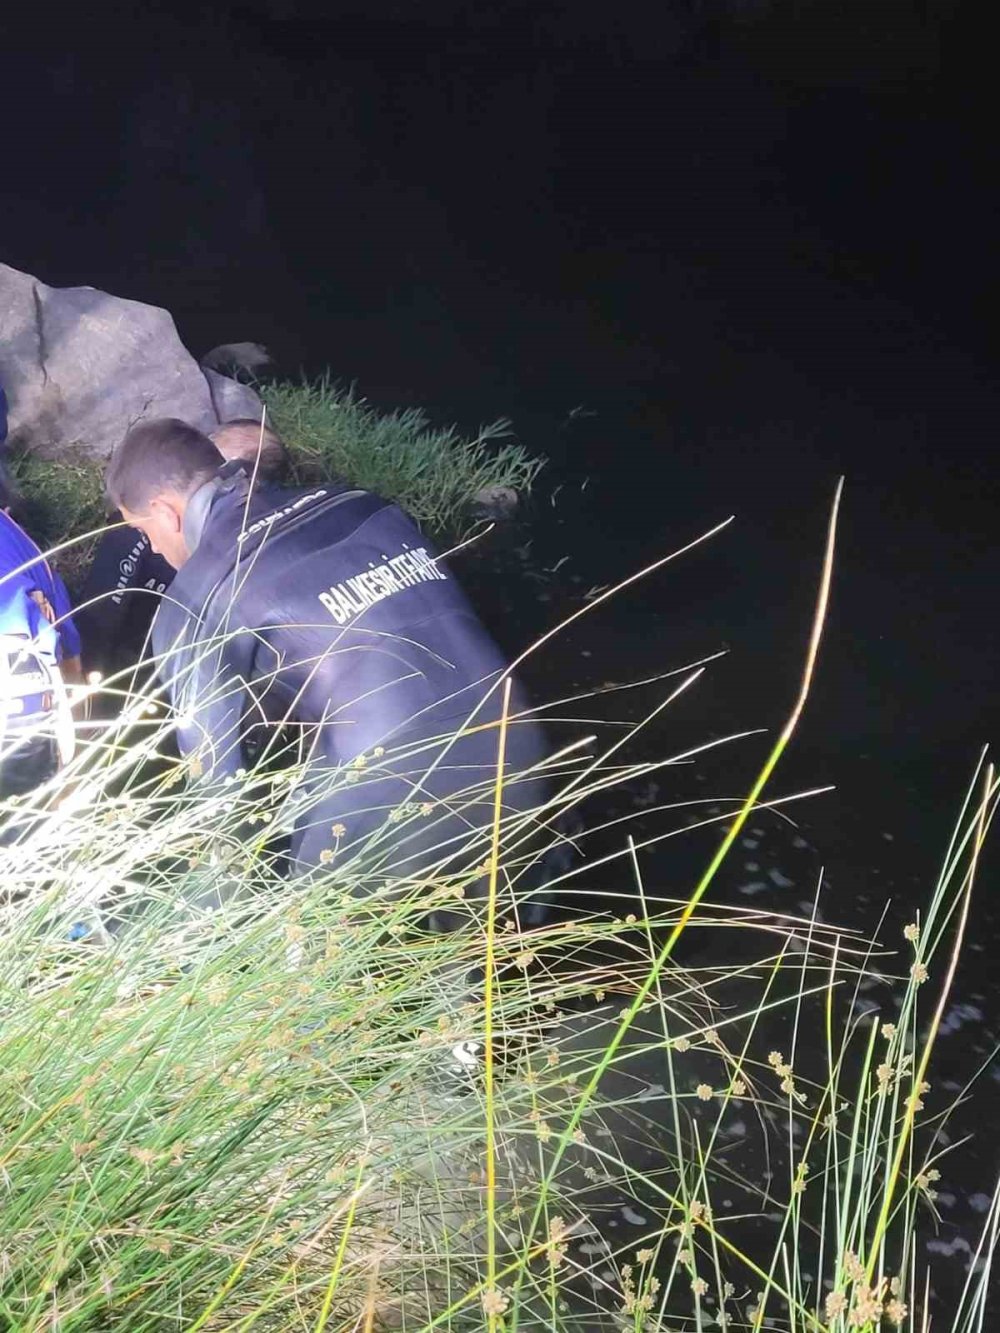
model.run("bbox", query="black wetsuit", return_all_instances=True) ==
[75,522,174,679]
[152,469,560,920]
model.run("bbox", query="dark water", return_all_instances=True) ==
[5,0,998,1314]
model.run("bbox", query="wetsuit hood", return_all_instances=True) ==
[182,461,252,558]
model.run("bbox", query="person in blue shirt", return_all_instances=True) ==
[1,392,83,798]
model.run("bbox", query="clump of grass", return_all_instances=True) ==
[9,447,107,592]
[260,378,544,534]
[2,501,998,1330]
[1,664,681,1329]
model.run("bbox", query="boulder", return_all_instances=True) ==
[202,367,266,422]
[0,262,261,461]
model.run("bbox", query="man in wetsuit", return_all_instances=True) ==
[105,417,560,924]
[76,418,289,682]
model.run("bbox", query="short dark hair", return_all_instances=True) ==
[210,418,289,482]
[106,418,223,513]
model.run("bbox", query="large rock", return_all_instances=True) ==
[0,262,261,460]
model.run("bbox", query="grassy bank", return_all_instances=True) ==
[8,378,544,591]
[261,379,543,534]
[2,510,998,1330]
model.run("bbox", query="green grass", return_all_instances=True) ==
[260,379,544,534]
[1,502,998,1330]
[10,447,108,592]
[8,378,544,592]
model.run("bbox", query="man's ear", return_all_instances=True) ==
[148,494,184,533]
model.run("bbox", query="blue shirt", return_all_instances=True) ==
[0,510,82,662]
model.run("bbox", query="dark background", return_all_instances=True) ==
[3,0,999,1305]
[4,0,996,836]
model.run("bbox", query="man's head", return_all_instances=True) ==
[210,418,289,482]
[106,418,224,569]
